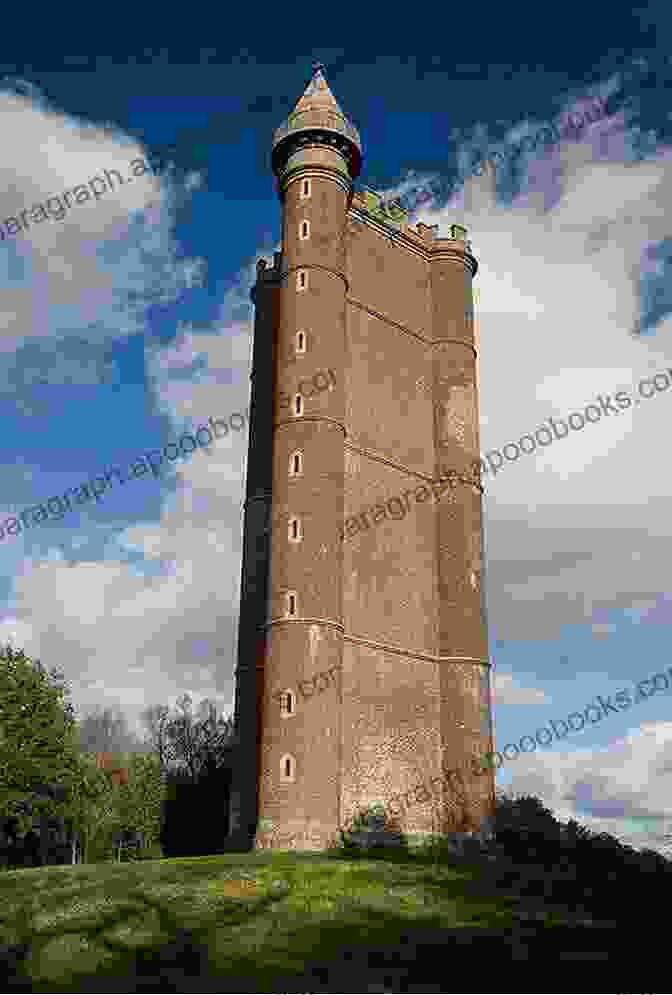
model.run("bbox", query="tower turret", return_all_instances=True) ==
[271,62,362,194]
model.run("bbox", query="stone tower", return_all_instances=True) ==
[228,63,495,851]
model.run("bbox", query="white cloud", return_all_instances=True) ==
[500,720,672,854]
[492,671,549,705]
[0,81,247,739]
[0,81,203,368]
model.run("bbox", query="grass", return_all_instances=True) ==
[0,846,663,992]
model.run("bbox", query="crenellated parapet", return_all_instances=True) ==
[349,189,478,275]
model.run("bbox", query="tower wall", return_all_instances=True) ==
[340,220,439,835]
[254,147,349,849]
[430,240,494,831]
[228,257,278,841]
[232,67,494,852]
[337,214,494,839]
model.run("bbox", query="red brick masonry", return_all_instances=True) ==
[387,662,672,821]
[340,466,482,543]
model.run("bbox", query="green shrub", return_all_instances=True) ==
[328,802,409,860]
[492,794,564,865]
[488,793,672,924]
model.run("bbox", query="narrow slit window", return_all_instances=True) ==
[296,270,307,291]
[300,179,311,199]
[299,220,310,240]
[296,330,306,353]
[294,394,303,416]
[280,754,295,781]
[289,517,302,542]
[280,690,295,716]
[290,451,303,476]
[286,591,297,616]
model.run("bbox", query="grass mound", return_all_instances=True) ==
[0,849,662,991]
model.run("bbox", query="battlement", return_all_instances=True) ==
[350,188,472,250]
[352,187,409,225]
[255,251,284,281]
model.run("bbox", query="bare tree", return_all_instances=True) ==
[140,697,235,784]
[193,699,236,779]
[163,695,235,782]
[138,704,173,778]
[74,705,148,755]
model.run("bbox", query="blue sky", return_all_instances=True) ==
[1,19,672,854]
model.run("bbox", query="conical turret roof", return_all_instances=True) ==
[272,63,362,177]
[291,62,347,117]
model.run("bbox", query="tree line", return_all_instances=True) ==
[0,643,237,870]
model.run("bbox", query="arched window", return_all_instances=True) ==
[289,451,303,476]
[280,754,295,782]
[296,330,306,353]
[286,591,297,617]
[280,690,295,717]
[296,270,307,291]
[300,179,311,199]
[299,219,310,240]
[289,517,302,542]
[294,394,303,416]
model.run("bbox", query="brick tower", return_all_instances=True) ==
[228,64,495,850]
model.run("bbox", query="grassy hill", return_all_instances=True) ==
[0,846,665,992]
